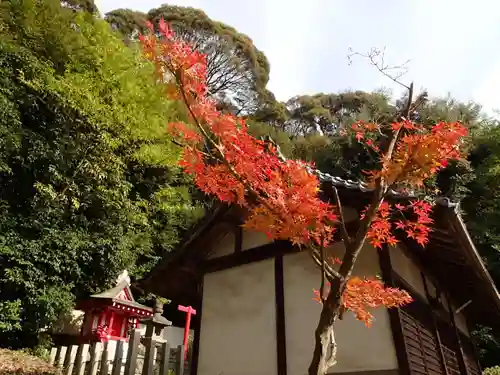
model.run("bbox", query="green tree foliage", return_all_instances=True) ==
[249,89,288,126]
[283,91,394,135]
[106,4,271,115]
[0,0,201,348]
[472,326,500,368]
[462,120,500,285]
[268,92,486,195]
[61,0,98,14]
[105,8,148,39]
[260,89,500,364]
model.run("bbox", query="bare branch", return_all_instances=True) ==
[347,46,411,90]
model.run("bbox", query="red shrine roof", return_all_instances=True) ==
[76,280,154,318]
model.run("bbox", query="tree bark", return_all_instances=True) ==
[308,278,343,375]
[308,162,386,375]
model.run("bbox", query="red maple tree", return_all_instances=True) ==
[139,21,468,375]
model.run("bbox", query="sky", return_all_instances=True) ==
[95,0,500,116]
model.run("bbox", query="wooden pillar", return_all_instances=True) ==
[159,342,171,375]
[63,345,77,375]
[109,311,115,337]
[141,336,156,375]
[49,347,57,365]
[97,310,103,328]
[445,292,471,375]
[99,342,109,375]
[464,319,483,373]
[74,344,89,375]
[274,252,287,375]
[111,340,125,375]
[119,316,125,338]
[377,246,411,375]
[175,345,185,375]
[80,314,88,337]
[124,329,141,375]
[57,347,67,368]
[86,342,100,375]
[421,272,449,375]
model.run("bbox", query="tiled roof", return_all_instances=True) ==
[273,141,457,207]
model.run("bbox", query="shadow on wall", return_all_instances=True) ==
[163,326,194,348]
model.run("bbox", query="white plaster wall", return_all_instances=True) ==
[389,245,427,298]
[163,326,195,347]
[206,228,273,259]
[447,301,470,336]
[389,245,472,337]
[198,259,277,375]
[283,243,398,375]
[455,311,470,336]
[207,231,235,259]
[242,228,272,250]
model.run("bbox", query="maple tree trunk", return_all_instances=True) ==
[308,278,343,375]
[308,185,384,375]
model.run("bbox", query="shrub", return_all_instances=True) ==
[0,349,59,375]
[484,367,500,375]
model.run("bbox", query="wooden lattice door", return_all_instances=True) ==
[459,333,481,375]
[436,319,461,375]
[400,300,445,375]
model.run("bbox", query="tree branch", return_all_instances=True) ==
[331,186,350,246]
[347,47,411,90]
[310,247,344,281]
[336,83,414,281]
[319,238,327,302]
[175,68,333,257]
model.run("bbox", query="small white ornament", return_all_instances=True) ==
[116,270,131,286]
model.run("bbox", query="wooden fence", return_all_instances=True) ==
[49,330,190,375]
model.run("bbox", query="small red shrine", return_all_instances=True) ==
[76,275,154,342]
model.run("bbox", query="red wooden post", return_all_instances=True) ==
[178,305,196,360]
[97,310,103,329]
[109,311,115,338]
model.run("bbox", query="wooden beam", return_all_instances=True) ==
[444,292,469,375]
[463,315,483,374]
[190,278,204,375]
[377,246,411,375]
[429,234,459,247]
[429,252,467,267]
[393,272,428,306]
[203,241,296,273]
[234,226,243,253]
[142,204,230,288]
[274,254,287,375]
